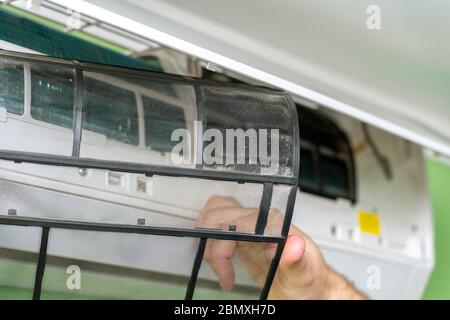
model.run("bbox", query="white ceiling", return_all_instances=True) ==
[52,0,450,156]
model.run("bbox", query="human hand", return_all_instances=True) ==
[196,196,365,300]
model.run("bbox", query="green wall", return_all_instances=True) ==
[422,158,450,299]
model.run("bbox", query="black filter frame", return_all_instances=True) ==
[0,49,300,300]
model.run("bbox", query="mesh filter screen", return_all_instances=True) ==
[83,77,139,146]
[79,72,196,167]
[0,57,24,116]
[202,86,294,177]
[41,230,196,300]
[0,51,299,300]
[30,64,75,130]
[0,58,75,155]
[193,239,272,300]
[0,225,41,300]
[0,166,265,233]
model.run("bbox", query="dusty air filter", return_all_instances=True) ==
[0,50,299,300]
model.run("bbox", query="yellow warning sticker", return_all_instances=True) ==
[358,210,381,235]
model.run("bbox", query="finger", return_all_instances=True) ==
[227,208,283,234]
[269,231,328,299]
[209,240,237,291]
[279,234,306,268]
[203,209,284,288]
[237,243,274,287]
[262,208,285,235]
[203,239,214,262]
[196,207,257,230]
[201,196,242,213]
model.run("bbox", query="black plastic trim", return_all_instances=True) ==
[255,182,274,235]
[72,67,84,157]
[0,150,297,185]
[0,215,284,243]
[185,238,207,300]
[32,227,49,300]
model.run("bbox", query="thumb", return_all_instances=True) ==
[279,234,306,268]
